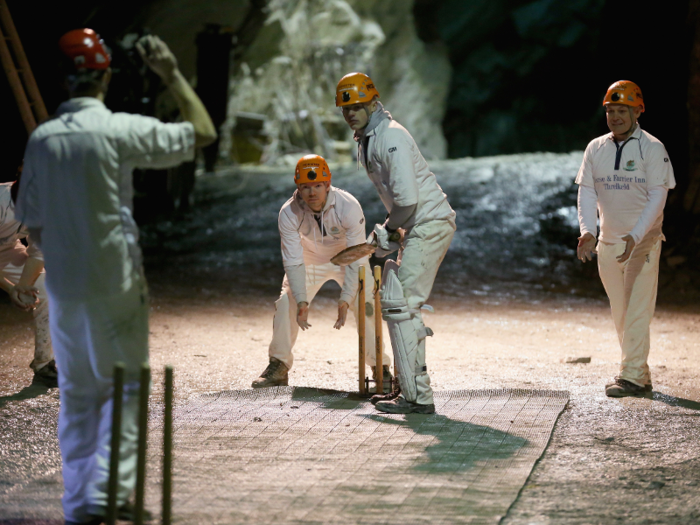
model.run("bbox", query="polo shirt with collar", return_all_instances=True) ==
[575,125,675,244]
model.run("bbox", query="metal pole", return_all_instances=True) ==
[0,0,48,123]
[358,266,366,394]
[106,362,125,525]
[374,265,383,393]
[163,365,173,525]
[0,23,35,132]
[134,363,151,525]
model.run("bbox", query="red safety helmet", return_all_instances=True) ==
[294,154,331,184]
[59,28,111,71]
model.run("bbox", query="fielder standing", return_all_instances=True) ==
[252,154,392,389]
[335,73,456,414]
[576,80,675,398]
[16,29,215,524]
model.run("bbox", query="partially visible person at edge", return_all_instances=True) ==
[0,162,56,387]
[576,80,675,398]
[15,29,216,525]
[251,154,393,391]
[335,72,456,414]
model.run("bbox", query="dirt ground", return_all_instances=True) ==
[2,161,700,523]
[2,279,700,524]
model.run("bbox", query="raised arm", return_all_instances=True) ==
[136,35,217,148]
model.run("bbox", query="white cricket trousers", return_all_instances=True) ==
[268,258,390,370]
[49,275,149,523]
[597,238,661,387]
[394,219,455,405]
[1,262,53,370]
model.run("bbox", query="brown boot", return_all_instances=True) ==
[252,357,289,388]
[370,376,400,405]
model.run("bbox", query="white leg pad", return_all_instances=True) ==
[380,267,432,403]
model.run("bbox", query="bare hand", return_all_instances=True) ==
[617,235,636,263]
[577,233,597,262]
[334,301,349,330]
[136,36,178,84]
[297,302,311,331]
[9,284,39,312]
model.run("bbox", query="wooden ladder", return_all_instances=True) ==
[0,0,47,133]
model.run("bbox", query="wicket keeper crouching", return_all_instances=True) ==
[252,155,392,389]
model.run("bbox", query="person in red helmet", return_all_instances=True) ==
[15,29,216,525]
[252,154,392,390]
[576,81,676,398]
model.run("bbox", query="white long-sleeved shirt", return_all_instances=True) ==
[16,97,195,300]
[358,117,455,231]
[0,182,42,270]
[278,186,366,304]
[575,125,675,244]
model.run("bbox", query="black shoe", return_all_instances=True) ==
[33,359,58,388]
[65,517,103,525]
[375,396,435,414]
[118,501,153,521]
[82,501,153,523]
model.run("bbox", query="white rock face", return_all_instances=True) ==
[224,0,451,164]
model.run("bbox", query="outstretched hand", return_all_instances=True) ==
[577,232,597,262]
[334,301,349,330]
[617,235,636,263]
[136,35,178,84]
[297,302,311,331]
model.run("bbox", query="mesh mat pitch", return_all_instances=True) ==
[144,387,568,525]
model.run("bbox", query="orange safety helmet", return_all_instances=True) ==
[294,154,331,184]
[59,28,111,71]
[603,80,644,112]
[335,72,380,107]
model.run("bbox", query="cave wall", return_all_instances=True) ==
[417,0,690,173]
[0,0,691,177]
[223,0,451,163]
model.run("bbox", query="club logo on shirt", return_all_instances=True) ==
[331,227,340,234]
[664,158,669,162]
[388,147,397,153]
[623,160,637,172]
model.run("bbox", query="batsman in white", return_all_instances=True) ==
[252,154,392,389]
[16,29,216,525]
[576,80,675,398]
[336,72,456,414]
[0,167,56,387]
